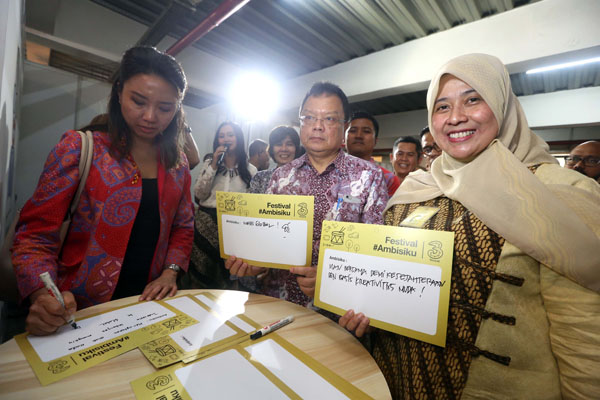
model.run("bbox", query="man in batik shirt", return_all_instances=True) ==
[226,82,388,308]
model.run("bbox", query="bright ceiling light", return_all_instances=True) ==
[526,57,600,75]
[230,72,280,121]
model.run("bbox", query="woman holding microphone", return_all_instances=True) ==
[180,122,256,290]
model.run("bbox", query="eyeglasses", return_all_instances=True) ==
[423,143,442,155]
[299,115,344,127]
[565,155,600,167]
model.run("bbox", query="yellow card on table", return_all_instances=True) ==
[216,191,314,269]
[314,221,454,347]
[14,299,197,385]
[131,334,372,400]
[138,294,260,368]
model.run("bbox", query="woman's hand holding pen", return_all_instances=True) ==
[225,256,266,277]
[139,269,178,302]
[26,288,77,336]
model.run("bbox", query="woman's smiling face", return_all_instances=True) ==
[431,75,498,162]
[272,135,297,166]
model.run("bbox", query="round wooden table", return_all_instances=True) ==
[0,290,391,399]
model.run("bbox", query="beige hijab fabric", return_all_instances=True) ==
[386,53,600,292]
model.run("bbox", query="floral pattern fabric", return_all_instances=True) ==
[12,130,194,308]
[261,151,388,307]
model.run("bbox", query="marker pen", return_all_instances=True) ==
[250,315,294,340]
[39,272,78,329]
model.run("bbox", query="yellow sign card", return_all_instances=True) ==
[131,334,371,399]
[216,191,314,269]
[14,299,197,385]
[139,294,261,368]
[314,221,454,347]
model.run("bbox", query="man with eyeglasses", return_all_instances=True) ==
[345,110,400,196]
[565,141,600,183]
[420,126,442,171]
[225,82,388,309]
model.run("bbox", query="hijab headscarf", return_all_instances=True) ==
[386,53,600,292]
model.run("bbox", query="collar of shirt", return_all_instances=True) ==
[297,150,346,176]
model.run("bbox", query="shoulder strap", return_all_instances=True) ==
[69,130,94,216]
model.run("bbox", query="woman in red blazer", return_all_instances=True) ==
[12,47,194,335]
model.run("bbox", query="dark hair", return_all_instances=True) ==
[349,110,379,138]
[248,139,268,157]
[299,82,350,122]
[419,126,430,139]
[103,46,187,169]
[393,136,422,157]
[212,122,252,187]
[267,126,302,161]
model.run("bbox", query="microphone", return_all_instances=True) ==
[217,144,229,165]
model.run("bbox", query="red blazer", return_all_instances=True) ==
[12,130,194,308]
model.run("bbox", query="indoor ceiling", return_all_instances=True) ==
[27,0,600,116]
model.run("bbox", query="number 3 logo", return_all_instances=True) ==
[427,241,443,260]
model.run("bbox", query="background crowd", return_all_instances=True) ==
[8,46,600,399]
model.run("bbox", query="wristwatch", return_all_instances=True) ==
[164,264,182,274]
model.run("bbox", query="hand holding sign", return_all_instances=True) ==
[225,256,266,277]
[290,266,317,298]
[338,310,370,338]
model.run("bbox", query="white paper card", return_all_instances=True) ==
[175,349,288,399]
[221,214,307,266]
[195,293,255,333]
[27,302,174,362]
[247,339,349,400]
[320,248,443,335]
[164,296,238,352]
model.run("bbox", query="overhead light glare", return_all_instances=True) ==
[526,57,600,75]
[230,72,280,121]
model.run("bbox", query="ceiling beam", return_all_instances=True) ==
[135,1,197,47]
[279,0,600,110]
[166,0,250,56]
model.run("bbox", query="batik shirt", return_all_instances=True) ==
[262,150,388,307]
[248,167,276,194]
[12,130,194,308]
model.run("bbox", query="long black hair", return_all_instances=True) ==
[212,122,252,187]
[84,46,188,169]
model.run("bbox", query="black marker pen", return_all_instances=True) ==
[250,315,294,340]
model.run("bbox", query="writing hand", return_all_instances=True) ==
[27,288,77,336]
[338,309,371,338]
[290,265,317,298]
[225,256,266,277]
[139,269,178,301]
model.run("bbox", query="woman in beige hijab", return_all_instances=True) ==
[341,54,600,399]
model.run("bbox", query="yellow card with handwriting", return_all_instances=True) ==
[314,221,454,347]
[14,300,197,385]
[216,191,314,269]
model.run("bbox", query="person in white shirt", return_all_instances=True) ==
[179,121,257,290]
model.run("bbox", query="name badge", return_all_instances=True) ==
[400,206,440,228]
